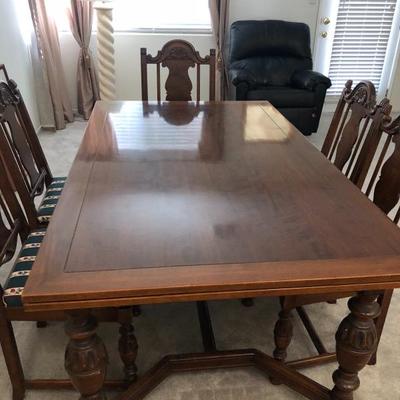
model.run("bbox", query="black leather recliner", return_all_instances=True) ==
[228,20,332,135]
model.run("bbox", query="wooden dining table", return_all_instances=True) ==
[22,100,400,400]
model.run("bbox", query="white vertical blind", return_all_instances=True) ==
[328,0,397,95]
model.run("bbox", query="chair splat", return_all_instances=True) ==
[322,80,377,180]
[370,115,400,219]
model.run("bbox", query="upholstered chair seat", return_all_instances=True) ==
[37,177,67,224]
[3,229,47,308]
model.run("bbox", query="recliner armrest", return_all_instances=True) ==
[291,70,331,91]
[228,69,255,88]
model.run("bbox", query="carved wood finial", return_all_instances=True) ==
[0,82,19,114]
[344,80,376,108]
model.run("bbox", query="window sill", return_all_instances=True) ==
[325,94,341,103]
[59,29,213,36]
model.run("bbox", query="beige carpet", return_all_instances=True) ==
[0,114,399,399]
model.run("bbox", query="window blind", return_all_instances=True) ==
[328,0,397,95]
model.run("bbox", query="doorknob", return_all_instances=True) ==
[321,31,328,38]
[322,17,331,25]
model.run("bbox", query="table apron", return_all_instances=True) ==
[23,279,400,313]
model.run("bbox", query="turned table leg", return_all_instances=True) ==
[273,308,293,362]
[118,307,138,383]
[270,306,293,385]
[331,292,380,400]
[65,310,108,400]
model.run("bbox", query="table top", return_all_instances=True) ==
[23,101,400,311]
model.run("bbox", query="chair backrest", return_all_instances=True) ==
[0,65,52,190]
[140,40,216,102]
[0,65,53,227]
[355,102,400,223]
[321,80,378,186]
[0,154,28,279]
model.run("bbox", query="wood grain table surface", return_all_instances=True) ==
[22,101,400,312]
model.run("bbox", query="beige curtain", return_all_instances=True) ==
[29,0,74,130]
[208,0,230,100]
[67,0,99,119]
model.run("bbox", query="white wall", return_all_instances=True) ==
[0,0,39,130]
[60,0,321,110]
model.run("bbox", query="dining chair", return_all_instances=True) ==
[272,97,398,371]
[0,64,66,228]
[244,81,379,313]
[0,154,138,400]
[140,39,216,102]
[0,65,143,318]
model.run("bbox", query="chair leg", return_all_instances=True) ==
[118,308,138,384]
[296,306,328,355]
[0,310,26,400]
[241,298,254,307]
[196,301,216,352]
[368,289,393,366]
[132,305,142,317]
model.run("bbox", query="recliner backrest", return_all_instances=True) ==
[230,20,312,62]
[229,20,313,87]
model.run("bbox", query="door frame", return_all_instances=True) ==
[312,0,339,76]
[381,1,400,99]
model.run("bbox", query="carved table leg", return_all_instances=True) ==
[118,307,138,384]
[270,307,293,385]
[65,310,108,400]
[331,292,380,400]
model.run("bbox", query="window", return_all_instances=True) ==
[52,0,211,33]
[113,0,211,32]
[328,0,398,95]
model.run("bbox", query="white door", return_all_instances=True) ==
[313,0,339,75]
[313,0,400,98]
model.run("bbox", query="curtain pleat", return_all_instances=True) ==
[208,0,230,100]
[67,0,99,119]
[28,0,74,130]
